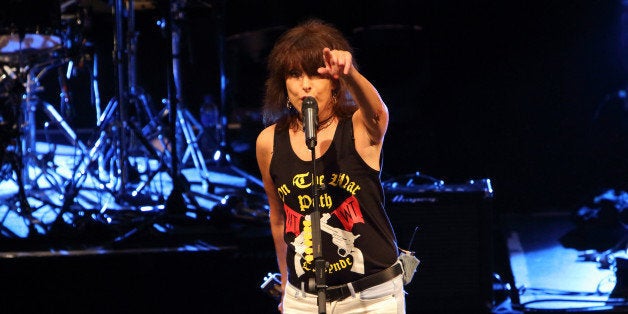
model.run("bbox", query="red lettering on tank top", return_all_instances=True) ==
[284,204,303,236]
[331,195,364,231]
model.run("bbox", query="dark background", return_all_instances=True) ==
[65,0,628,214]
[2,1,627,312]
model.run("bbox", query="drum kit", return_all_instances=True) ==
[0,0,267,240]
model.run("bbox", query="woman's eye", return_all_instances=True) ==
[288,70,301,78]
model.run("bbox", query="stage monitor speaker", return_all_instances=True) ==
[384,173,494,313]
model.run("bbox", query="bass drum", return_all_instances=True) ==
[0,0,63,65]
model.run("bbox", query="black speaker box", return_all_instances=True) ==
[384,175,494,313]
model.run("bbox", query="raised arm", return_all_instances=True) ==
[318,47,389,145]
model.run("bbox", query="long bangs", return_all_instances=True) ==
[279,43,325,77]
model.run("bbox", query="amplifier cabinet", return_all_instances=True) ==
[384,176,494,313]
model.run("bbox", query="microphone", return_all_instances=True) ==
[302,96,318,149]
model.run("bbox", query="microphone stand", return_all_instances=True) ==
[308,141,327,313]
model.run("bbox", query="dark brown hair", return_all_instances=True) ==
[262,19,358,129]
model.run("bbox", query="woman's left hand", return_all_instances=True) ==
[318,47,353,79]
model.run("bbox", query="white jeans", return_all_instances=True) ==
[282,275,406,314]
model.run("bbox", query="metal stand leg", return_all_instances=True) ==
[58,0,171,217]
[21,59,90,192]
[208,0,264,191]
[165,0,218,203]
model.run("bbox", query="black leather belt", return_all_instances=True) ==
[304,262,403,302]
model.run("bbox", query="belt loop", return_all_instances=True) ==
[347,282,356,299]
[300,282,307,298]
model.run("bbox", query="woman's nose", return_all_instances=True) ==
[301,75,311,91]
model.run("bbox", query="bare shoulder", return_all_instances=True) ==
[256,124,276,156]
[256,124,276,146]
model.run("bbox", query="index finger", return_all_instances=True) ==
[322,47,333,65]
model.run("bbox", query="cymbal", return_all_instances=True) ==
[0,34,62,65]
[0,33,62,55]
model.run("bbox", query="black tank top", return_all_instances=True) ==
[270,116,398,287]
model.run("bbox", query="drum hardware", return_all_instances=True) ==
[0,2,97,238]
[0,64,70,238]
[57,94,168,211]
[12,58,97,240]
[1,0,93,184]
[0,0,113,238]
[0,33,63,56]
[158,0,218,215]
[168,0,265,206]
[20,58,91,188]
[0,64,42,238]
[0,0,65,66]
[0,0,269,240]
[0,32,65,67]
[203,4,271,202]
[1,149,43,238]
[0,65,21,138]
[51,0,217,238]
[57,0,171,221]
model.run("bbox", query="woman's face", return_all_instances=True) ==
[285,69,334,118]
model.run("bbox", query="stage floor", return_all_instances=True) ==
[496,206,628,313]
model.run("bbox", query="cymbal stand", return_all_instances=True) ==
[112,0,131,191]
[127,0,163,140]
[124,0,171,197]
[106,0,166,195]
[21,58,90,195]
[207,0,263,190]
[168,0,214,195]
[59,0,168,218]
[0,57,91,238]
